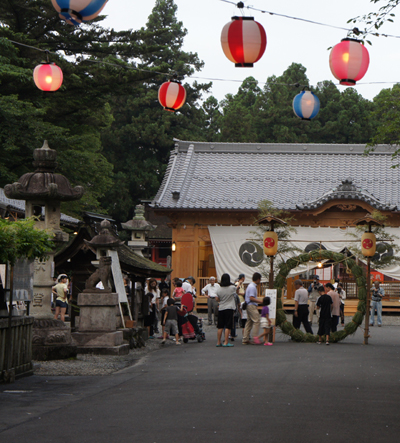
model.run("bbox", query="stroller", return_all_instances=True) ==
[177,293,205,343]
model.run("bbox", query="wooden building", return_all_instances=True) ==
[151,140,400,304]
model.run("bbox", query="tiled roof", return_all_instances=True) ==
[0,188,81,225]
[151,140,400,211]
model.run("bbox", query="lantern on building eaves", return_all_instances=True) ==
[293,90,320,121]
[33,63,63,92]
[158,80,186,112]
[51,0,109,26]
[329,38,370,86]
[221,16,267,67]
[361,232,376,257]
[263,231,278,257]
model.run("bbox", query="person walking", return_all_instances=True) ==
[293,279,314,334]
[325,283,340,332]
[316,286,333,345]
[337,283,346,326]
[242,272,264,345]
[256,297,273,346]
[215,273,236,347]
[201,277,220,326]
[235,274,246,303]
[370,281,385,327]
[307,276,320,325]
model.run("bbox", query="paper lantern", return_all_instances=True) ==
[221,16,267,67]
[33,63,63,92]
[293,91,320,120]
[329,38,369,86]
[263,231,278,256]
[361,232,376,257]
[51,0,109,25]
[158,80,186,112]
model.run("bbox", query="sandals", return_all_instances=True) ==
[222,343,234,347]
[216,344,222,347]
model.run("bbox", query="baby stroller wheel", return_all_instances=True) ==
[183,338,188,343]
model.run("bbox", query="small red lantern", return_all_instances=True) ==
[329,38,369,86]
[158,80,186,112]
[33,63,63,92]
[221,16,267,67]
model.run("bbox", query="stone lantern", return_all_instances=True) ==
[5,141,84,319]
[121,204,155,257]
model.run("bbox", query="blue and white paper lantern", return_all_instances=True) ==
[292,90,320,121]
[51,0,108,25]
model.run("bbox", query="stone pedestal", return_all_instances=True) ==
[32,319,77,361]
[72,292,129,355]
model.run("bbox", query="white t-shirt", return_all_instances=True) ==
[162,296,169,308]
[149,288,160,305]
[182,281,192,293]
[240,301,248,320]
[201,283,220,298]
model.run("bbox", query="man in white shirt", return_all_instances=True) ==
[202,277,220,326]
[293,279,314,334]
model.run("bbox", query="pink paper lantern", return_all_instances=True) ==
[329,38,370,86]
[33,63,63,92]
[221,16,267,67]
[158,81,186,112]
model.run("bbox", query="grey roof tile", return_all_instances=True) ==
[151,140,400,211]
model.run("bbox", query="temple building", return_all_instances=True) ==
[151,139,400,306]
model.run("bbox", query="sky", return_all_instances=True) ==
[101,0,400,103]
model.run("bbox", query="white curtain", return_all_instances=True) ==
[208,226,400,283]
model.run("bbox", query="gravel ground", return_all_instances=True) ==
[33,313,400,376]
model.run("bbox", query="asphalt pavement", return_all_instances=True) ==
[1,324,400,443]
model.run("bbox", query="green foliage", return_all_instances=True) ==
[366,84,400,166]
[254,199,300,283]
[0,218,54,265]
[346,211,400,269]
[274,250,366,343]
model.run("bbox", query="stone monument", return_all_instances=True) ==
[121,204,155,257]
[72,220,129,355]
[4,141,84,360]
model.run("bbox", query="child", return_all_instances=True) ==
[160,288,170,337]
[257,296,273,346]
[172,280,185,301]
[162,298,184,345]
[240,301,247,331]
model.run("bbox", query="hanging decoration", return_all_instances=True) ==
[263,231,278,257]
[158,80,186,112]
[33,62,63,92]
[221,16,267,67]
[329,38,370,86]
[292,90,320,120]
[51,0,109,26]
[361,232,376,257]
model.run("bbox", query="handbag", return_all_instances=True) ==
[242,301,247,310]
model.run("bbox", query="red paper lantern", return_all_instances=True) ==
[329,38,369,86]
[33,63,63,92]
[221,16,267,67]
[158,80,186,112]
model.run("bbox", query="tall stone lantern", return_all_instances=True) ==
[121,204,155,257]
[4,141,84,319]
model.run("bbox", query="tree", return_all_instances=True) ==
[0,0,161,216]
[100,0,210,222]
[366,84,400,164]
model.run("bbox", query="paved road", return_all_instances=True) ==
[1,325,400,443]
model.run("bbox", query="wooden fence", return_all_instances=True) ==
[0,316,34,382]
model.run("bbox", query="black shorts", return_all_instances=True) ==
[55,299,67,308]
[217,309,234,330]
[318,318,332,336]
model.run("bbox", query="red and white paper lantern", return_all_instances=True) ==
[329,38,370,86]
[158,80,186,112]
[221,16,267,67]
[33,63,63,92]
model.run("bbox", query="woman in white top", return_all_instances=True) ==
[216,273,236,347]
[337,283,346,326]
